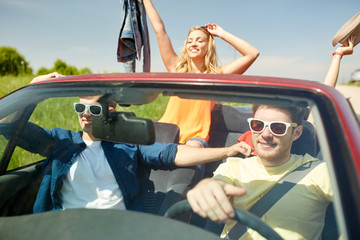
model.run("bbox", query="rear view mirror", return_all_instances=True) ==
[92,112,155,145]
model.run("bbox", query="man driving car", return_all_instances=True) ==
[187,104,332,239]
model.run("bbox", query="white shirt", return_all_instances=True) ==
[59,140,126,210]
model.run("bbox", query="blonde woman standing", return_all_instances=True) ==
[143,0,259,148]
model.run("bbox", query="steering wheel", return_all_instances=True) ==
[165,200,283,240]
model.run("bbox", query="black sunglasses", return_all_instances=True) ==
[247,118,298,137]
[73,103,102,116]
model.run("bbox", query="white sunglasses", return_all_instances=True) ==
[247,118,298,136]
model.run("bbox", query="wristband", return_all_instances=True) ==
[332,51,343,57]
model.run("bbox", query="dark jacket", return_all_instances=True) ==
[1,122,177,213]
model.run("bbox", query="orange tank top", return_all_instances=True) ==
[159,97,215,143]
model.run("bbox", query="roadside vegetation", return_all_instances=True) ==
[347,81,360,86]
[0,75,169,170]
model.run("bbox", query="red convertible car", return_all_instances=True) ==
[0,73,359,239]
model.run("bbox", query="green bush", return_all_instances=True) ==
[36,59,93,76]
[0,46,32,76]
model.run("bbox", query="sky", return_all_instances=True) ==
[0,0,359,83]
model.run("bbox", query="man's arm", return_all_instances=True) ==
[143,0,178,72]
[324,36,355,87]
[0,120,54,157]
[30,72,63,83]
[186,178,246,222]
[0,73,62,155]
[308,37,355,126]
[206,23,259,74]
[174,141,252,166]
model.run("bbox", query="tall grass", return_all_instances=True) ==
[0,75,169,170]
[0,75,34,97]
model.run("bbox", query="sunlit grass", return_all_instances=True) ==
[0,76,170,170]
[0,75,33,97]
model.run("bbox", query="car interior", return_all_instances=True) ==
[0,85,342,239]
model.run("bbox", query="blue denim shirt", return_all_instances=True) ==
[1,122,177,213]
[117,0,150,72]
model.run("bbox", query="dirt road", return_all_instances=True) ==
[335,85,360,114]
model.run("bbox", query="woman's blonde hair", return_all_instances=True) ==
[175,26,221,73]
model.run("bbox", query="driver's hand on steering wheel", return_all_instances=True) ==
[187,178,246,222]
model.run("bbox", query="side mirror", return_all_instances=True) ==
[92,112,155,145]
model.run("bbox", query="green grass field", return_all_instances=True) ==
[0,75,169,170]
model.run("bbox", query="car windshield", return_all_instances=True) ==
[0,75,359,240]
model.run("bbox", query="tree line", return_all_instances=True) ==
[0,46,92,77]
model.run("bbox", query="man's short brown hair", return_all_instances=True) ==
[252,104,306,125]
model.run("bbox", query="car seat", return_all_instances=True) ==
[138,122,200,216]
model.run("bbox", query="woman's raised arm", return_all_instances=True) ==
[143,0,178,72]
[205,23,259,74]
